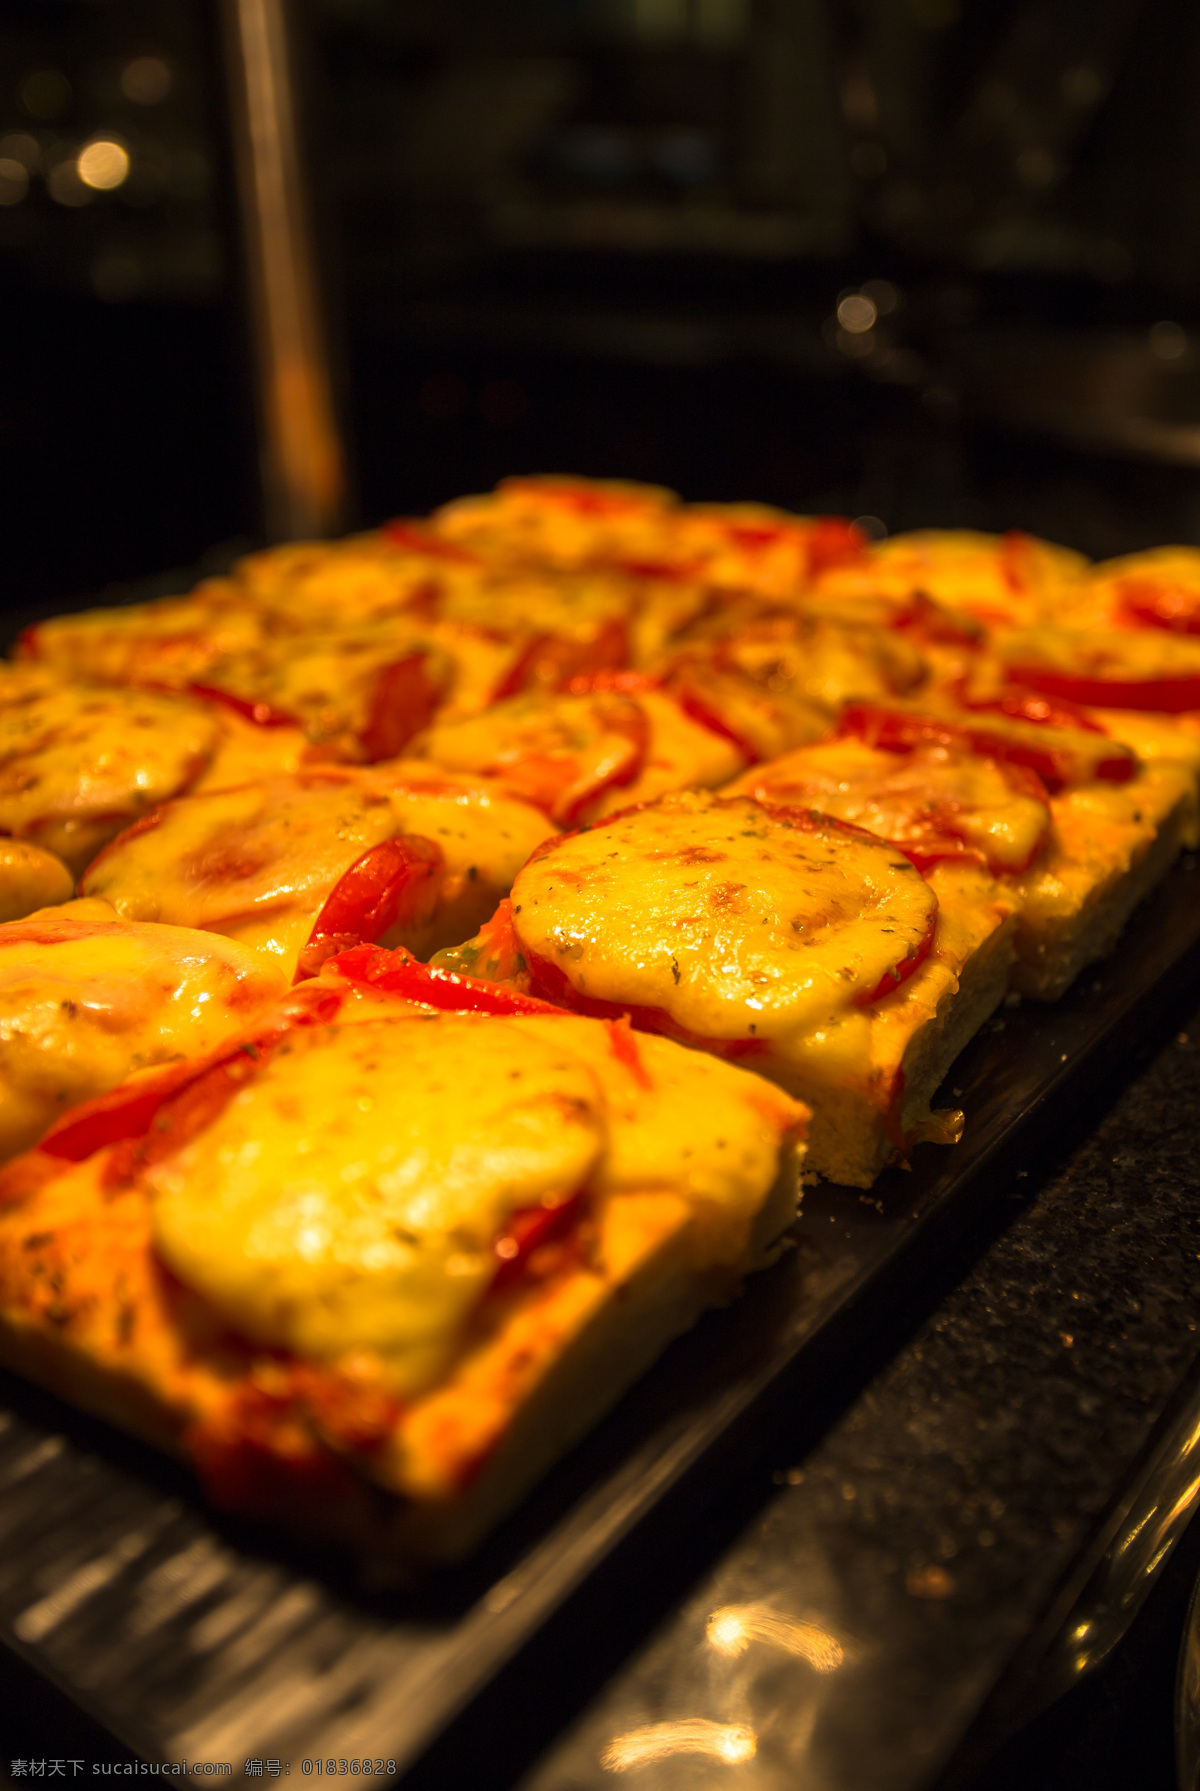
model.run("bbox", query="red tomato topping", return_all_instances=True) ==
[670,667,761,762]
[838,702,1135,790]
[188,684,301,729]
[523,950,767,1058]
[1117,577,1200,635]
[1006,663,1200,714]
[359,652,443,761]
[39,983,344,1163]
[492,617,630,701]
[605,1013,653,1089]
[298,835,444,978]
[489,1190,587,1297]
[325,942,565,1017]
[557,695,651,828]
[805,516,869,576]
[383,519,480,563]
[957,683,1105,733]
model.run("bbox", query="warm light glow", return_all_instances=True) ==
[706,1603,845,1673]
[78,138,130,191]
[601,1720,756,1773]
[0,158,28,207]
[121,56,172,106]
[836,293,877,334]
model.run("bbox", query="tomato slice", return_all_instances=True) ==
[805,515,869,576]
[492,617,630,701]
[187,684,301,729]
[359,652,444,760]
[740,745,1051,877]
[383,518,480,563]
[956,683,1106,734]
[838,702,1136,790]
[324,941,565,1016]
[523,949,768,1057]
[1117,577,1200,635]
[489,1190,587,1296]
[670,666,763,762]
[298,834,444,978]
[1005,663,1200,714]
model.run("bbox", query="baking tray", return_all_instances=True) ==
[2,853,1200,1778]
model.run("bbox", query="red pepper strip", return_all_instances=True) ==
[606,1014,653,1089]
[491,617,631,702]
[187,684,302,729]
[1005,663,1200,714]
[39,982,344,1162]
[383,519,480,563]
[669,668,761,763]
[838,702,1135,791]
[805,516,868,576]
[557,696,651,829]
[359,652,443,761]
[490,1190,587,1297]
[524,949,766,1059]
[956,682,1106,734]
[614,557,705,582]
[298,835,444,979]
[325,942,565,1016]
[1117,578,1200,635]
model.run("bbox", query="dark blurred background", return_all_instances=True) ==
[4,0,1200,602]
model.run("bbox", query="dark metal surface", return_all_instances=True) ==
[3,859,1200,1778]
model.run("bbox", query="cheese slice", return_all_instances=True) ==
[0,667,218,875]
[145,1007,803,1396]
[726,737,1050,874]
[0,899,288,1159]
[80,772,405,973]
[80,765,553,972]
[510,789,936,1042]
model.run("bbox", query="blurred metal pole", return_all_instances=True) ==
[219,0,348,541]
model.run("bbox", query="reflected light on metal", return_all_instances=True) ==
[706,1603,844,1672]
[220,0,347,541]
[601,1720,757,1773]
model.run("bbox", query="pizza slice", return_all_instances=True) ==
[0,897,290,1160]
[445,789,1013,1187]
[813,528,1089,629]
[0,666,220,874]
[78,764,554,978]
[0,963,805,1561]
[834,701,1196,999]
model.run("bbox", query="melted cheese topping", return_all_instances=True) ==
[0,901,287,1159]
[149,1015,606,1392]
[146,1008,802,1393]
[510,790,937,1041]
[80,773,403,972]
[0,668,218,875]
[18,589,264,690]
[815,530,1088,626]
[996,625,1200,682]
[363,762,554,891]
[728,739,1049,873]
